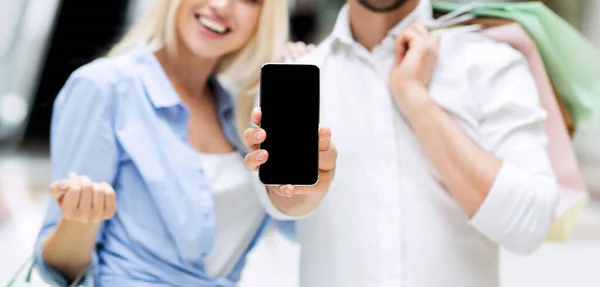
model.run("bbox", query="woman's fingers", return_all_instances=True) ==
[54,173,117,223]
[78,175,93,222]
[62,174,82,220]
[101,182,117,220]
[288,42,302,57]
[91,183,105,222]
[243,127,266,150]
[49,179,70,202]
[283,42,297,58]
[244,150,269,171]
[284,42,312,59]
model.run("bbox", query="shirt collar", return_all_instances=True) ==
[330,4,354,46]
[132,44,234,116]
[330,0,434,48]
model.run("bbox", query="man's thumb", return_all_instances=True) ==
[394,34,409,66]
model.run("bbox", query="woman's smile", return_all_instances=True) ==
[195,13,232,38]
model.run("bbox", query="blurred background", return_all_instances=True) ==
[0,0,599,286]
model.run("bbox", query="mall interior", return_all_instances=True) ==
[0,0,599,286]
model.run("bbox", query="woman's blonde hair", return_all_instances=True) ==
[107,0,289,132]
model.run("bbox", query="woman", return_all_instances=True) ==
[34,0,335,286]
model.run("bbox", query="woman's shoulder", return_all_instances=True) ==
[68,52,146,91]
[56,48,157,113]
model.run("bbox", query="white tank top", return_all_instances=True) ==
[199,152,265,278]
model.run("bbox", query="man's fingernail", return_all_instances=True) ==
[58,180,70,190]
[254,131,261,140]
[256,151,265,161]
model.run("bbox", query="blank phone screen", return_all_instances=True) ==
[259,64,320,185]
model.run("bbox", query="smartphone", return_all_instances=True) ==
[259,64,320,186]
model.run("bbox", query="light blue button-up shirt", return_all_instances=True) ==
[33,45,275,286]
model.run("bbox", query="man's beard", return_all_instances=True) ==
[357,0,409,13]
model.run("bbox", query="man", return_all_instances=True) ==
[243,0,559,286]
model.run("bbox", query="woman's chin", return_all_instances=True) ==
[182,41,231,60]
[192,49,228,60]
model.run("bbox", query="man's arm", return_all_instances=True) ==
[245,108,337,220]
[400,88,503,217]
[391,22,559,255]
[400,78,558,255]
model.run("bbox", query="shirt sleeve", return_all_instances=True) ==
[34,72,119,286]
[468,51,560,255]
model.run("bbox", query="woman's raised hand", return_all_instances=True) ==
[49,173,116,224]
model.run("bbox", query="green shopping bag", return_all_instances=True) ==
[2,256,91,287]
[433,1,600,130]
[2,257,35,287]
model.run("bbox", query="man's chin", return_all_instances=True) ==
[357,0,409,13]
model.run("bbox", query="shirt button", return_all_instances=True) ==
[203,210,211,219]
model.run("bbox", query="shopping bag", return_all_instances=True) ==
[2,256,38,287]
[476,22,590,242]
[433,1,600,131]
[1,256,92,287]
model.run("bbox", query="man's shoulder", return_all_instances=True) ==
[433,31,538,111]
[439,31,525,71]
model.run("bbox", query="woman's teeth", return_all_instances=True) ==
[199,17,228,35]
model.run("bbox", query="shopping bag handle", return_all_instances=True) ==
[5,255,92,287]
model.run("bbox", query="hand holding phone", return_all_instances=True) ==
[258,64,321,185]
[243,107,337,197]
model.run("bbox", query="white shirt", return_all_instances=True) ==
[255,1,559,286]
[201,152,264,278]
